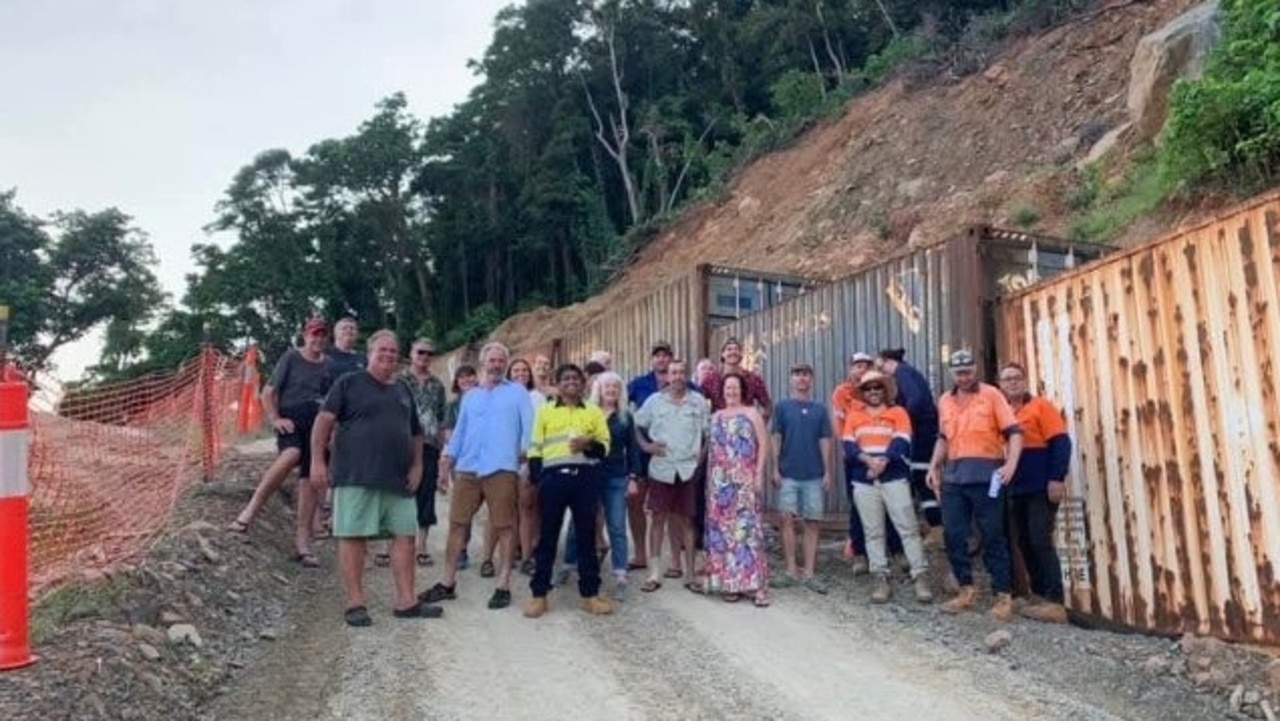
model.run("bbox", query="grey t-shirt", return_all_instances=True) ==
[323,372,423,495]
[770,398,831,480]
[266,349,331,411]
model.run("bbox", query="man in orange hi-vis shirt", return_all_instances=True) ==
[927,349,1023,622]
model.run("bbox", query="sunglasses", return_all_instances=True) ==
[861,384,886,392]
[414,349,434,357]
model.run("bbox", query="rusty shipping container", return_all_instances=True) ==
[998,192,1280,645]
[710,226,1107,517]
[556,264,818,379]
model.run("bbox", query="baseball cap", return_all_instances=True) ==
[849,351,874,364]
[790,362,814,374]
[949,349,977,370]
[651,341,673,355]
[303,318,328,336]
[584,361,606,375]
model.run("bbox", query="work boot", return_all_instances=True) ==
[923,526,945,549]
[851,556,870,576]
[1021,601,1068,624]
[941,571,961,595]
[941,585,977,614]
[989,593,1015,623]
[913,575,934,603]
[523,597,549,619]
[580,596,615,615]
[870,574,892,604]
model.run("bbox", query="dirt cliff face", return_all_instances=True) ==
[493,0,1200,352]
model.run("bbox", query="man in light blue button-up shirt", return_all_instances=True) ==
[423,342,534,610]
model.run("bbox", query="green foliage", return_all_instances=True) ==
[442,304,502,350]
[1065,165,1102,211]
[1160,0,1280,192]
[862,34,935,85]
[31,579,127,645]
[1012,205,1041,227]
[1070,153,1170,241]
[770,70,826,120]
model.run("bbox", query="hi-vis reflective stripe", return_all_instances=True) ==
[0,430,29,499]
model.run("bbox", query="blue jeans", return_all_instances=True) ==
[942,482,1011,594]
[565,475,629,575]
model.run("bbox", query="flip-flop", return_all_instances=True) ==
[344,605,373,627]
[753,594,771,608]
[663,568,684,579]
[684,580,706,595]
[640,579,662,593]
[721,593,742,603]
[416,553,433,567]
[373,553,391,568]
[393,601,444,619]
[293,552,320,568]
[626,560,648,571]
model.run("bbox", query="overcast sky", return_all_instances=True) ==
[0,0,512,381]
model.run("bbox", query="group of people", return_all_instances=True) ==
[227,317,1073,629]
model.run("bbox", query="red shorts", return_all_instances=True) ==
[646,476,697,518]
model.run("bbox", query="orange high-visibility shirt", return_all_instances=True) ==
[938,383,1020,460]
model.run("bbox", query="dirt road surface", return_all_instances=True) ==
[206,525,1219,721]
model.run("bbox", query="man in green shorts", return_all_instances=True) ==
[311,330,444,626]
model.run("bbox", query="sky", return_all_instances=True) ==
[0,0,513,382]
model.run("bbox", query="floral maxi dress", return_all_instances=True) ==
[704,412,768,594]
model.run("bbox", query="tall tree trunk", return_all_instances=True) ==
[814,1,847,78]
[806,35,828,94]
[581,19,642,226]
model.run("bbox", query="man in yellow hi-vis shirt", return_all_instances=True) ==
[525,364,614,618]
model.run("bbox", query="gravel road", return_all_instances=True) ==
[207,520,1228,721]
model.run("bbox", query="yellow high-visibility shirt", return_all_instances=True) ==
[529,399,610,467]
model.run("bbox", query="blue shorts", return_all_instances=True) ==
[778,478,825,520]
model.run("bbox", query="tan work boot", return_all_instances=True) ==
[989,593,1015,622]
[913,575,934,603]
[580,596,615,615]
[941,585,977,614]
[870,575,892,603]
[523,597,549,619]
[923,526,945,549]
[1021,601,1068,624]
[851,556,870,576]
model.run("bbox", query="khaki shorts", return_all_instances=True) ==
[450,471,518,530]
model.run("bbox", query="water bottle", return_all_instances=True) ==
[988,469,1003,499]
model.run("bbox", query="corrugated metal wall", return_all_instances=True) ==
[998,193,1280,644]
[711,228,1104,516]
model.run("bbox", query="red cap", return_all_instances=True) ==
[304,318,328,336]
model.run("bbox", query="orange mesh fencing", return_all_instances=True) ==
[25,346,260,598]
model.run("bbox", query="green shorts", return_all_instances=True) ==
[332,486,418,539]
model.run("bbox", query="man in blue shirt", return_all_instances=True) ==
[769,363,833,593]
[419,342,534,610]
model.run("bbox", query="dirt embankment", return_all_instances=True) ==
[490,0,1205,353]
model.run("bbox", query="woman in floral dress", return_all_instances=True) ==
[703,372,772,606]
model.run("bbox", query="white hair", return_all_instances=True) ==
[589,371,629,416]
[479,341,510,362]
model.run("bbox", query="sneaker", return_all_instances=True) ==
[989,593,1015,623]
[802,576,829,595]
[524,597,548,618]
[850,556,870,576]
[519,558,536,576]
[581,596,615,615]
[913,576,934,603]
[611,579,628,602]
[941,586,977,614]
[870,574,892,603]
[455,551,469,571]
[488,588,512,610]
[770,572,799,589]
[1021,600,1068,624]
[479,560,496,578]
[418,582,457,604]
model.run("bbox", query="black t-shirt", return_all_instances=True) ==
[322,372,423,494]
[266,349,331,412]
[325,348,364,380]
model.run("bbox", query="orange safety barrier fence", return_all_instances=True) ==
[24,345,262,599]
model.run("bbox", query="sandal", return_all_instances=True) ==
[293,552,320,568]
[721,593,742,603]
[640,579,662,593]
[344,605,373,627]
[753,593,771,608]
[416,553,433,567]
[663,568,684,580]
[374,553,391,568]
[626,560,648,571]
[227,519,249,534]
[685,580,706,595]
[479,560,496,578]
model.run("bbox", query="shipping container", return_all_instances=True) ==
[998,192,1280,645]
[710,226,1109,517]
[555,264,818,380]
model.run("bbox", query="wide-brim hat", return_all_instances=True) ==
[855,369,898,404]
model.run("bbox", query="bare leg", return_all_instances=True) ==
[678,516,696,582]
[628,483,649,567]
[234,449,300,526]
[781,513,799,577]
[518,481,539,562]
[496,526,516,590]
[482,521,498,564]
[294,475,325,555]
[803,521,821,578]
[667,521,684,574]
[416,527,430,555]
[647,512,669,583]
[389,535,417,609]
[441,524,467,587]
[338,538,367,609]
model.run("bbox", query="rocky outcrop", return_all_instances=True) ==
[1127,1,1222,142]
